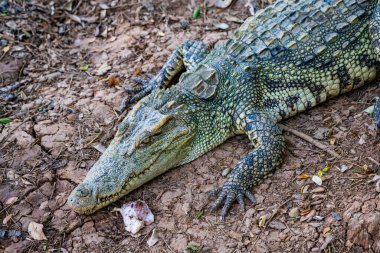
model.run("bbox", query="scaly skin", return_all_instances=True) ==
[69,0,380,218]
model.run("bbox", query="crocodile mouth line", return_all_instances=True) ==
[77,130,193,214]
[74,160,160,214]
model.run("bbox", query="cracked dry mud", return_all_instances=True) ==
[0,0,380,252]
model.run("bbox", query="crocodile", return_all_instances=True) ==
[68,0,380,218]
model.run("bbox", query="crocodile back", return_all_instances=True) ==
[225,0,377,65]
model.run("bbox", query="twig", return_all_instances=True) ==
[163,238,175,253]
[284,220,296,236]
[253,196,293,246]
[263,197,293,229]
[0,111,41,151]
[0,51,7,61]
[279,124,341,159]
[237,209,251,231]
[84,128,103,148]
[367,157,380,166]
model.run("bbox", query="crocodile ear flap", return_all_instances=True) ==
[186,66,219,100]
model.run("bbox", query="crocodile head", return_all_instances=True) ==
[67,89,203,214]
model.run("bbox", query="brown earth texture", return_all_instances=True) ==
[1,0,380,252]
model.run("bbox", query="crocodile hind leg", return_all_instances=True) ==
[119,40,209,112]
[210,111,285,219]
[369,3,380,126]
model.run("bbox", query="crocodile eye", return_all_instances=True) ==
[141,136,153,145]
[139,132,162,146]
[75,188,90,198]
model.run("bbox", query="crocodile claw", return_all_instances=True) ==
[209,184,256,220]
[119,75,159,112]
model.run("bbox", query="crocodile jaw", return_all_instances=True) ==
[68,123,195,214]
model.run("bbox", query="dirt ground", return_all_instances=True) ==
[0,0,380,252]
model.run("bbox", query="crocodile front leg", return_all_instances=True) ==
[369,3,380,127]
[210,111,285,219]
[119,40,209,111]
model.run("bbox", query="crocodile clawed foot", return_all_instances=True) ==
[118,75,159,112]
[209,184,256,220]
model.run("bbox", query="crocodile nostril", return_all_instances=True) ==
[75,187,90,198]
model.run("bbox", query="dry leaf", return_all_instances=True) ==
[301,184,310,194]
[336,164,349,173]
[363,164,373,174]
[3,214,13,225]
[134,67,142,76]
[258,215,266,227]
[5,197,18,205]
[80,64,89,71]
[214,0,234,8]
[312,175,323,186]
[376,181,380,193]
[363,105,374,114]
[21,178,32,185]
[300,209,316,222]
[310,187,325,193]
[96,62,112,76]
[92,143,106,153]
[64,0,73,11]
[147,228,159,247]
[358,135,366,145]
[296,173,310,180]
[320,233,334,250]
[20,91,28,100]
[100,9,107,19]
[28,222,47,240]
[323,227,331,234]
[66,12,83,25]
[301,208,312,216]
[2,45,10,53]
[225,16,244,23]
[268,221,286,230]
[214,23,229,30]
[99,3,109,9]
[289,207,299,218]
[322,166,330,173]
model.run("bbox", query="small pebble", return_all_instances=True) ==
[222,167,231,177]
[339,164,349,173]
[292,193,302,201]
[179,19,189,30]
[288,207,299,218]
[331,211,342,221]
[58,26,66,35]
[376,181,380,193]
[313,215,324,221]
[0,39,7,48]
[310,187,325,193]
